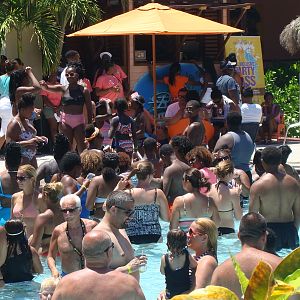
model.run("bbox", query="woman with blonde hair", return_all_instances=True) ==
[30,182,64,254]
[11,164,41,237]
[170,168,220,232]
[208,160,242,235]
[187,218,218,289]
[116,161,170,244]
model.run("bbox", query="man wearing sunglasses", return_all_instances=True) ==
[52,230,145,300]
[93,191,147,281]
[47,194,97,279]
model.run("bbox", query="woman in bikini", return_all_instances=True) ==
[208,160,242,236]
[6,93,48,168]
[40,62,93,153]
[170,168,220,233]
[115,161,170,244]
[10,164,43,238]
[30,182,64,254]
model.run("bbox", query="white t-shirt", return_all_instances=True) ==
[241,103,262,123]
[165,102,180,118]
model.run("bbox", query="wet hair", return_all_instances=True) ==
[5,142,22,171]
[65,50,79,60]
[66,62,84,79]
[226,112,242,129]
[43,182,64,204]
[143,137,157,152]
[59,151,81,173]
[115,98,128,112]
[216,160,234,179]
[261,146,281,166]
[211,87,222,100]
[239,212,267,245]
[167,229,187,256]
[128,161,154,181]
[18,164,37,185]
[118,152,131,173]
[53,133,70,162]
[103,152,119,170]
[60,194,81,208]
[106,190,134,209]
[169,62,181,86]
[278,145,292,164]
[242,87,253,98]
[159,144,174,158]
[9,69,27,103]
[5,219,32,259]
[17,92,35,111]
[171,136,193,158]
[186,90,200,102]
[264,92,273,100]
[183,168,211,191]
[186,146,213,168]
[80,150,102,177]
[194,218,218,253]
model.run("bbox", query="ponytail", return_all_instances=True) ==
[184,168,211,191]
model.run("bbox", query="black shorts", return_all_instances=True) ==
[267,222,299,251]
[129,234,161,244]
[218,227,235,236]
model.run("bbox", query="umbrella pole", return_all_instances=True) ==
[152,34,158,136]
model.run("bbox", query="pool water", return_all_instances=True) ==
[0,205,295,300]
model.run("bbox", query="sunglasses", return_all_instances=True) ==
[65,72,76,78]
[104,242,115,253]
[188,228,204,237]
[16,176,31,182]
[115,205,134,217]
[216,156,230,163]
[61,207,79,213]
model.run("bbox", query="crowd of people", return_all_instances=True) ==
[0,51,299,300]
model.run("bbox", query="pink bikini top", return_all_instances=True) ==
[13,197,39,219]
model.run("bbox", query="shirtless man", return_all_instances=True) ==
[47,194,97,278]
[211,213,282,299]
[52,230,145,300]
[249,146,300,251]
[163,136,193,205]
[183,100,205,147]
[93,191,146,281]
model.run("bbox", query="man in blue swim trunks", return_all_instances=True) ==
[249,146,300,251]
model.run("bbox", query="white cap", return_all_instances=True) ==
[99,52,112,60]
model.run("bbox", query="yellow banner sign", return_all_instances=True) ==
[225,36,265,103]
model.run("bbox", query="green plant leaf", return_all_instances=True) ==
[244,261,273,300]
[188,286,239,299]
[269,280,295,300]
[284,269,300,289]
[230,255,249,295]
[274,247,300,281]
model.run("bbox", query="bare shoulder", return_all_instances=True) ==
[53,222,67,235]
[83,218,98,230]
[198,255,218,268]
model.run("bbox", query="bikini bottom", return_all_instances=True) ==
[61,112,85,129]
[218,227,235,236]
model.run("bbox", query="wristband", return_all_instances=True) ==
[127,265,133,274]
[82,185,87,190]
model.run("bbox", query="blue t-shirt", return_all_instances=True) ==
[216,75,239,101]
[0,74,10,98]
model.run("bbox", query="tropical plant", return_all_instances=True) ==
[265,63,300,137]
[0,0,62,74]
[0,0,101,74]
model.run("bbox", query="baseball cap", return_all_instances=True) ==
[220,60,236,70]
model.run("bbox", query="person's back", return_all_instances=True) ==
[52,268,145,300]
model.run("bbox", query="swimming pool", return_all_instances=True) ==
[0,206,294,300]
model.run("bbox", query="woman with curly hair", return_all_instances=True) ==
[170,168,220,233]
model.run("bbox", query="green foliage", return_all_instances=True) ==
[265,62,300,137]
[231,255,249,295]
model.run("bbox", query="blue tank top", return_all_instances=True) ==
[76,184,90,218]
[228,131,254,172]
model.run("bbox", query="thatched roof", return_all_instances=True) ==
[280,16,300,55]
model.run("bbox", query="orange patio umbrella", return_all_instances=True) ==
[68,2,243,130]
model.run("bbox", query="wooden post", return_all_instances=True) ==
[152,34,157,135]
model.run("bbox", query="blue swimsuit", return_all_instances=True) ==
[0,177,11,226]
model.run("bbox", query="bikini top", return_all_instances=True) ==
[61,85,85,106]
[0,176,12,200]
[215,181,234,213]
[14,118,36,141]
[65,219,87,269]
[12,193,39,219]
